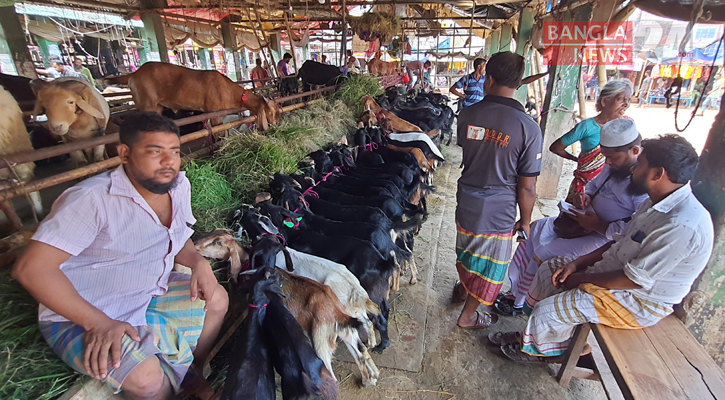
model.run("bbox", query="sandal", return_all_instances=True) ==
[500,344,564,364]
[488,331,522,346]
[495,291,512,304]
[451,281,466,304]
[457,310,498,329]
[493,301,524,317]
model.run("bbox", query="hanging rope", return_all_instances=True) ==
[673,0,714,132]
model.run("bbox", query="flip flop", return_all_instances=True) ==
[451,281,466,304]
[493,301,524,317]
[500,344,564,364]
[457,310,498,329]
[495,291,514,305]
[488,331,522,346]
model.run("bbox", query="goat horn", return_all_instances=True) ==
[240,268,258,275]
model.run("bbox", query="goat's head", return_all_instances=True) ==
[31,79,105,136]
[269,173,300,198]
[244,267,286,308]
[193,228,248,280]
[248,236,294,272]
[278,188,308,212]
[239,207,279,240]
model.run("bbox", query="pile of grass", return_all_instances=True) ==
[0,271,80,400]
[333,75,384,116]
[185,160,238,234]
[348,12,400,44]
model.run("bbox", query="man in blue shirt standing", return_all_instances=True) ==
[450,57,487,109]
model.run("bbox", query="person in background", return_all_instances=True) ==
[637,71,651,108]
[405,59,432,89]
[277,53,293,77]
[346,50,361,70]
[585,74,599,100]
[664,75,684,109]
[549,79,633,203]
[492,135,712,364]
[451,52,543,329]
[450,57,486,110]
[51,60,87,80]
[250,58,270,88]
[73,57,97,88]
[697,73,723,116]
[321,55,329,65]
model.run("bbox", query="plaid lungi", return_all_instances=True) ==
[39,272,206,393]
[520,257,672,357]
[566,146,605,203]
[455,222,514,306]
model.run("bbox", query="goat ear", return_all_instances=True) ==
[339,135,348,146]
[77,99,106,120]
[282,248,294,271]
[264,268,273,280]
[228,243,243,278]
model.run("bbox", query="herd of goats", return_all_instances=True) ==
[1,61,458,399]
[199,89,453,399]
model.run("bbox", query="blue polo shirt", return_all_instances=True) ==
[454,73,486,107]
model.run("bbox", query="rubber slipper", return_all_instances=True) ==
[488,331,522,346]
[457,310,498,329]
[493,301,524,317]
[451,281,466,304]
[500,344,564,364]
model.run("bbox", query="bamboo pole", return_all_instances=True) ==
[284,10,299,72]
[0,98,327,202]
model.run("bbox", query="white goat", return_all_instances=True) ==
[0,86,42,232]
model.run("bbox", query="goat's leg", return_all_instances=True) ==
[70,150,87,166]
[372,300,391,353]
[401,239,419,285]
[312,326,337,380]
[0,200,22,232]
[93,144,105,163]
[339,329,379,387]
[28,191,43,217]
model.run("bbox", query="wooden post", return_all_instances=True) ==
[139,11,169,63]
[499,24,513,52]
[690,90,725,370]
[514,6,535,103]
[340,0,347,66]
[221,18,243,81]
[0,6,37,78]
[538,4,593,199]
[284,12,299,71]
[488,30,500,56]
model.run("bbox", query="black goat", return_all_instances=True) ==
[278,188,394,229]
[220,276,277,400]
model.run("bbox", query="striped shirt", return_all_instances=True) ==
[33,166,196,326]
[453,73,486,107]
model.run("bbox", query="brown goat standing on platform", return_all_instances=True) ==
[104,62,279,131]
[0,86,42,232]
[360,94,423,133]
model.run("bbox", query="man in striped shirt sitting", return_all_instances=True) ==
[13,113,228,399]
[450,57,487,109]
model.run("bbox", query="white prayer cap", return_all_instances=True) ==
[600,118,640,148]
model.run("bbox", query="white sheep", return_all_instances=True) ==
[0,85,42,232]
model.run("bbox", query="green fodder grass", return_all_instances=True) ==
[184,160,238,233]
[183,99,356,232]
[334,75,384,116]
[0,271,81,400]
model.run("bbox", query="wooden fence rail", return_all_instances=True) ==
[0,97,326,202]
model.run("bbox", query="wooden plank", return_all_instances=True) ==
[570,366,600,381]
[645,315,725,399]
[588,330,625,400]
[592,323,688,400]
[557,324,592,386]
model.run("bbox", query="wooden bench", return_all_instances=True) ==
[557,315,725,399]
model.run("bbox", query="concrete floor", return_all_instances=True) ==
[331,144,605,400]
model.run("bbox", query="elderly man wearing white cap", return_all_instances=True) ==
[490,134,712,364]
[495,119,648,317]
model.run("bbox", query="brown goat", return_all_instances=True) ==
[366,58,399,76]
[360,94,423,133]
[104,62,278,131]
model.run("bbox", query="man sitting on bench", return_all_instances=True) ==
[490,134,713,363]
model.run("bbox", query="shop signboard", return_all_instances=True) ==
[0,54,17,75]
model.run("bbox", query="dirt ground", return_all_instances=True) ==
[330,144,606,400]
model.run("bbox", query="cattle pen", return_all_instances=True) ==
[3,0,725,399]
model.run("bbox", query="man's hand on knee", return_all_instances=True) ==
[83,317,140,380]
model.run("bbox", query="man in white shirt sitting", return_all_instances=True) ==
[490,134,714,362]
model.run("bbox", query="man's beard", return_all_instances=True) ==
[627,174,648,196]
[611,163,635,181]
[128,165,179,194]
